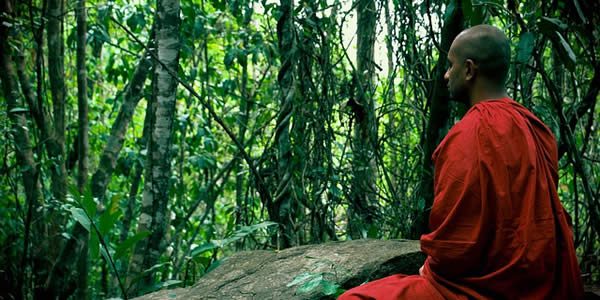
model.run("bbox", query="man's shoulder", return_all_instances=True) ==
[443,100,524,154]
[432,111,482,162]
[465,98,532,138]
[433,98,543,161]
[449,106,486,138]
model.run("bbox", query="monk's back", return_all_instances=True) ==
[340,24,585,299]
[420,98,583,299]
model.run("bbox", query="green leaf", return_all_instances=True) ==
[248,221,278,230]
[462,0,472,24]
[98,209,122,236]
[190,242,218,257]
[108,193,121,214]
[367,224,379,238]
[537,17,567,35]
[97,4,111,22]
[212,0,227,11]
[68,184,79,200]
[68,183,95,216]
[321,280,341,296]
[97,194,122,236]
[90,228,100,259]
[9,107,28,113]
[572,0,587,23]
[224,48,236,69]
[287,272,313,287]
[516,32,535,64]
[70,207,90,232]
[289,272,340,295]
[190,155,216,169]
[470,5,485,25]
[126,11,146,32]
[296,275,323,294]
[114,230,151,260]
[19,164,32,173]
[194,256,212,269]
[205,258,223,273]
[160,280,183,288]
[553,32,577,71]
[220,221,278,246]
[443,1,456,24]
[100,246,111,264]
[142,262,171,276]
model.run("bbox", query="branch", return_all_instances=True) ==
[111,17,273,205]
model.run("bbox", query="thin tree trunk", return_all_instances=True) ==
[75,0,89,298]
[0,4,43,298]
[91,31,155,204]
[127,60,158,293]
[45,2,69,286]
[47,216,89,298]
[113,96,152,296]
[15,2,63,212]
[559,65,600,159]
[534,49,600,245]
[412,0,464,238]
[47,0,67,206]
[128,0,181,293]
[273,0,298,249]
[235,38,250,234]
[9,2,64,297]
[348,0,378,239]
[46,26,155,300]
[383,0,399,195]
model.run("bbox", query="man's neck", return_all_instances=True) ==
[468,84,508,107]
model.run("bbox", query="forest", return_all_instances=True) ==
[0,0,598,298]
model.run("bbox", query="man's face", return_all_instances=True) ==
[444,45,469,103]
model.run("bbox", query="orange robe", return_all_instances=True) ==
[339,98,584,299]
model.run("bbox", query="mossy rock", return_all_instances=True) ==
[135,239,425,300]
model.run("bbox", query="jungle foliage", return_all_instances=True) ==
[0,0,598,298]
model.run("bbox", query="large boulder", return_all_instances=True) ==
[135,239,425,300]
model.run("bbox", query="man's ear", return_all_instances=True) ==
[464,59,477,81]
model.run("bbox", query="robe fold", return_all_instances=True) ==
[339,98,584,299]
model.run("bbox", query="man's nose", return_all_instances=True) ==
[444,70,449,81]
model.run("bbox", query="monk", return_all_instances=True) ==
[339,25,584,299]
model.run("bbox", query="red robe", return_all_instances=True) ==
[339,98,584,299]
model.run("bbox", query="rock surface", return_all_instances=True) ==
[135,239,425,300]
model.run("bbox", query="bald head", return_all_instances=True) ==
[451,25,511,86]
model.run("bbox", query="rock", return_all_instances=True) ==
[135,239,425,300]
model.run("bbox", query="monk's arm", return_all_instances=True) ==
[420,119,489,278]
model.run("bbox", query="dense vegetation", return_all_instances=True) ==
[0,0,598,298]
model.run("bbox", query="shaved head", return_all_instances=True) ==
[451,24,511,86]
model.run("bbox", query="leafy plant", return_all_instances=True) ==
[190,221,278,258]
[287,272,345,297]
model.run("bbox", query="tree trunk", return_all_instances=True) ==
[0,4,44,298]
[235,42,250,234]
[348,0,378,239]
[45,2,69,283]
[75,0,89,298]
[272,0,298,249]
[91,31,155,204]
[128,0,181,293]
[411,0,464,238]
[47,0,67,206]
[45,25,155,300]
[9,1,69,297]
[383,0,399,196]
[114,93,152,296]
